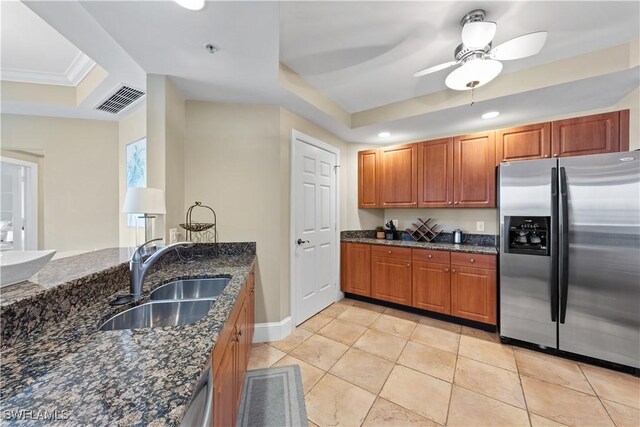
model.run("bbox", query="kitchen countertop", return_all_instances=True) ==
[341,237,498,255]
[0,246,255,426]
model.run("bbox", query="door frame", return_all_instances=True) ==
[289,130,342,326]
[0,156,39,250]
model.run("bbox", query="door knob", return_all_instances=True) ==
[297,239,309,245]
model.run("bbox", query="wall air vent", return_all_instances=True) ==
[95,85,145,114]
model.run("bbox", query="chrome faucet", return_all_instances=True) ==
[129,238,193,302]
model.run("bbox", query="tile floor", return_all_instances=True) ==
[248,298,640,427]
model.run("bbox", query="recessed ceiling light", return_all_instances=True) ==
[482,111,500,119]
[174,0,205,11]
[378,132,391,138]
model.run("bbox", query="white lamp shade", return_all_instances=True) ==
[445,59,503,91]
[122,187,166,214]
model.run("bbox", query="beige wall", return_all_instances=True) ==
[118,105,146,247]
[1,114,119,252]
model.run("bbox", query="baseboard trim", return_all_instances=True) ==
[253,316,292,343]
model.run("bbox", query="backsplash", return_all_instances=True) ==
[341,230,496,247]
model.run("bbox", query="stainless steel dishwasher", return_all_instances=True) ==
[180,365,213,427]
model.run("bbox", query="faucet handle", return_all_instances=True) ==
[132,238,163,261]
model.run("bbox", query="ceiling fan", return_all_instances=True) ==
[414,9,548,91]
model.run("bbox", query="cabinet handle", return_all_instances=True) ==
[428,254,432,259]
[470,258,476,263]
[452,269,456,273]
[407,263,411,267]
[544,155,549,158]
[238,329,243,337]
[553,154,558,157]
[445,267,450,272]
[448,201,452,205]
[388,250,392,254]
[412,202,416,205]
[454,201,459,205]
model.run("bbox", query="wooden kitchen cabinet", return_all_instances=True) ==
[417,138,454,208]
[450,254,496,325]
[371,246,412,305]
[551,111,623,158]
[453,131,496,208]
[379,143,418,208]
[212,266,255,427]
[412,249,451,314]
[496,122,551,163]
[358,149,380,208]
[341,242,371,296]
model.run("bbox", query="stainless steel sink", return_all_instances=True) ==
[99,300,215,331]
[150,277,230,301]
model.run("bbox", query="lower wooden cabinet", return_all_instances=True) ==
[412,250,451,314]
[212,265,255,427]
[450,254,497,324]
[370,246,412,306]
[341,242,371,296]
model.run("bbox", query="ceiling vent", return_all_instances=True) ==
[95,85,145,114]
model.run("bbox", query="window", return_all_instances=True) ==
[126,138,147,227]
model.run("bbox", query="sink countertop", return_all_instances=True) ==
[0,247,256,426]
[341,237,498,255]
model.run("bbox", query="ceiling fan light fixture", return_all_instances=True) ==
[174,0,205,11]
[445,59,502,91]
[461,21,497,48]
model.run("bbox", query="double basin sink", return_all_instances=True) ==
[99,277,230,331]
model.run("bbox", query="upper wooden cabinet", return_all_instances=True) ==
[454,132,496,208]
[417,138,454,208]
[496,122,551,163]
[358,149,380,208]
[551,111,624,158]
[379,143,418,208]
[341,242,371,297]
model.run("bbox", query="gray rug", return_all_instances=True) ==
[237,365,308,427]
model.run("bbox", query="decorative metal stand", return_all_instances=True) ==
[406,218,442,242]
[180,201,217,243]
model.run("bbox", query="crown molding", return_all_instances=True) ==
[1,52,96,87]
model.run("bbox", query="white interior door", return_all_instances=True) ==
[292,132,338,324]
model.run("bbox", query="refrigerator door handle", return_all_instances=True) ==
[550,167,559,322]
[559,167,569,324]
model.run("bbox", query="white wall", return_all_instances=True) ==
[1,114,119,251]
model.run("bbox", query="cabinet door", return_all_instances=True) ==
[412,261,451,314]
[371,248,412,305]
[213,338,237,427]
[341,243,371,296]
[235,299,249,407]
[379,143,418,208]
[417,138,454,208]
[551,112,620,158]
[496,123,551,163]
[451,266,496,325]
[248,270,255,345]
[453,132,496,208]
[358,149,380,208]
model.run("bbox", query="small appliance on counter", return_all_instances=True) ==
[452,229,466,244]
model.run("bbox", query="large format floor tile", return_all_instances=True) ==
[379,364,451,425]
[299,313,333,332]
[370,314,417,339]
[410,323,460,354]
[321,303,349,318]
[337,306,382,327]
[447,385,530,426]
[514,348,594,395]
[454,356,526,409]
[272,354,325,394]
[305,374,376,427]
[418,316,462,334]
[397,340,457,382]
[362,397,438,427]
[601,399,640,427]
[521,375,614,426]
[247,343,286,370]
[458,335,517,372]
[579,363,640,409]
[353,329,408,362]
[318,318,367,346]
[290,334,349,370]
[529,413,568,426]
[269,327,313,353]
[330,347,394,394]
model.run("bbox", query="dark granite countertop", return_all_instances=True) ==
[0,246,256,426]
[341,237,498,255]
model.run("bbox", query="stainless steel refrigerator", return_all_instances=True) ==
[499,151,640,369]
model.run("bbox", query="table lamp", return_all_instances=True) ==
[122,187,166,247]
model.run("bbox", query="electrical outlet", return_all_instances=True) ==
[169,228,178,244]
[476,221,485,232]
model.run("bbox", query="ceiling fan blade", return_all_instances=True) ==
[490,31,548,60]
[414,61,457,77]
[461,21,496,48]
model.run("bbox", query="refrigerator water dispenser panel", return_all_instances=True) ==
[505,216,550,256]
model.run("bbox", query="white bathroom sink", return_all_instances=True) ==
[0,250,56,287]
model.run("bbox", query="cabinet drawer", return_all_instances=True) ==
[371,245,412,259]
[412,249,450,263]
[451,252,496,270]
